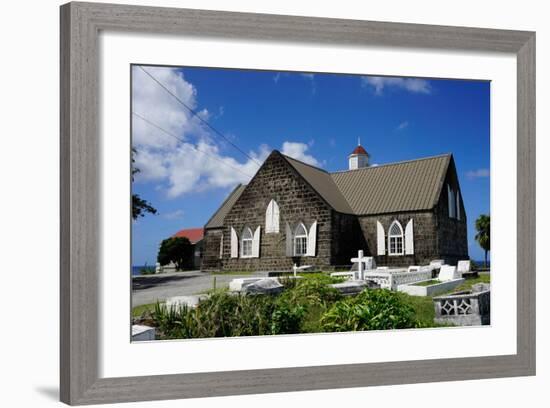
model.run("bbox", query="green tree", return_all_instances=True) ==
[157,237,194,270]
[475,214,490,267]
[132,148,157,220]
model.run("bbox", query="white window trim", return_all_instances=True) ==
[240,227,254,258]
[293,222,308,257]
[388,220,405,256]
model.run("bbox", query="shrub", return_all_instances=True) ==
[279,277,342,307]
[270,300,306,335]
[321,289,418,332]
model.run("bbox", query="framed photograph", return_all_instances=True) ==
[60,2,535,405]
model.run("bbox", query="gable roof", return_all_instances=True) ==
[172,227,204,243]
[204,184,246,228]
[282,155,354,214]
[204,152,452,229]
[331,154,451,215]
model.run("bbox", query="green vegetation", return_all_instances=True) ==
[149,275,441,340]
[412,279,441,286]
[475,214,491,267]
[139,264,156,275]
[132,302,157,318]
[452,273,490,292]
[157,236,194,270]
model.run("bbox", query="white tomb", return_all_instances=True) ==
[132,325,155,341]
[438,265,461,281]
[457,260,472,274]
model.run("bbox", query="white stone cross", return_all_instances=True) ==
[351,250,373,280]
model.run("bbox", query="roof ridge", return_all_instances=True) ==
[330,153,451,175]
[280,153,330,174]
[203,183,245,228]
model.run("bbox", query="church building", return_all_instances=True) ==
[202,144,468,272]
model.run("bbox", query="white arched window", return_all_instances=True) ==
[294,223,308,256]
[241,227,253,257]
[388,220,404,256]
[265,199,280,233]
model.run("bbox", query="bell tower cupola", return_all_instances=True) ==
[348,138,369,170]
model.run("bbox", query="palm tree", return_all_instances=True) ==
[475,214,490,268]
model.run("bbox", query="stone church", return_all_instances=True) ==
[202,144,468,272]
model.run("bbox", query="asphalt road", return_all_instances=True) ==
[131,271,255,307]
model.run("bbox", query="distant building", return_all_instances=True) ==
[202,144,468,272]
[173,227,204,269]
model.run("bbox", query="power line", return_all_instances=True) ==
[132,111,255,180]
[137,66,262,167]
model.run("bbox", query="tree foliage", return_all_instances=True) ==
[475,214,491,267]
[157,237,194,270]
[131,147,157,220]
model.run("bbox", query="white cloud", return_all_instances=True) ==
[281,142,320,166]
[132,66,322,197]
[361,76,432,95]
[466,168,490,179]
[162,209,185,220]
[397,121,409,130]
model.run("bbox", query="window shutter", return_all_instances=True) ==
[376,221,386,256]
[265,201,273,232]
[252,226,261,258]
[447,184,453,218]
[273,201,280,233]
[307,221,317,256]
[405,219,414,255]
[285,222,293,256]
[230,227,238,258]
[219,233,223,259]
[456,190,461,220]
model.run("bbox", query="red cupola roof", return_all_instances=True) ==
[350,145,368,155]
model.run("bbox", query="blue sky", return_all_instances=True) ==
[131,65,490,265]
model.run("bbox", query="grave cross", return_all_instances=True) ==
[351,250,373,280]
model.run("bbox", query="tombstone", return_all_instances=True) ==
[408,265,420,272]
[457,260,471,275]
[438,265,460,281]
[166,294,208,309]
[132,324,155,341]
[243,278,283,295]
[351,250,374,280]
[430,259,445,268]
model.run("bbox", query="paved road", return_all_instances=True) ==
[131,271,256,307]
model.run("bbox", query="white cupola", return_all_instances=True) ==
[348,138,370,170]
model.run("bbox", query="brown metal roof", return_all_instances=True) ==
[282,155,355,214]
[204,184,246,228]
[204,153,451,229]
[331,154,451,215]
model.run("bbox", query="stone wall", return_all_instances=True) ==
[209,151,334,272]
[330,211,367,267]
[358,211,439,267]
[434,167,469,265]
[202,229,223,271]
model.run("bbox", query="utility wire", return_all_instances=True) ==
[132,111,255,180]
[138,66,262,167]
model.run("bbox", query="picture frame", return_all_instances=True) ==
[60,2,535,405]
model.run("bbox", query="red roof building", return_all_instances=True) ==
[172,227,204,244]
[350,145,368,156]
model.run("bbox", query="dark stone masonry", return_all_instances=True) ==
[202,149,468,272]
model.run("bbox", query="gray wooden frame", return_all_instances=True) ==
[60,2,536,405]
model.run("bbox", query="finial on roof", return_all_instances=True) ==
[358,136,361,146]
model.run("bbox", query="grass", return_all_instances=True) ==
[412,279,441,287]
[453,273,490,292]
[132,302,158,318]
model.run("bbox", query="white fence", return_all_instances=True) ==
[364,268,433,290]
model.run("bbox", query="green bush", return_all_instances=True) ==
[321,289,418,332]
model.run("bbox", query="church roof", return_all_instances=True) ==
[204,184,246,228]
[204,152,452,228]
[331,154,451,215]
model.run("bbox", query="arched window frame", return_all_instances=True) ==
[293,222,308,256]
[241,227,254,258]
[388,220,404,256]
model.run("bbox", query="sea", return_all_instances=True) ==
[132,265,155,276]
